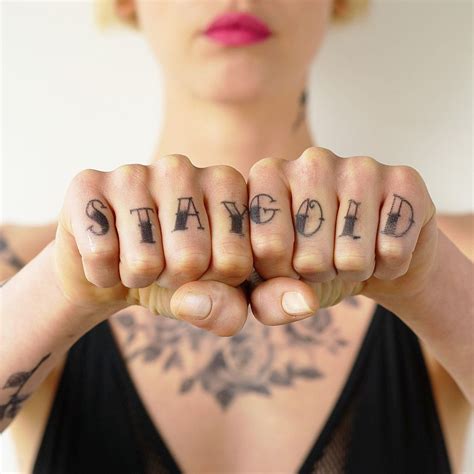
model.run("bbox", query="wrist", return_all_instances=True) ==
[44,241,129,334]
[367,228,443,320]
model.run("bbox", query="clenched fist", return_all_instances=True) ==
[54,155,253,335]
[247,147,437,325]
[53,147,438,336]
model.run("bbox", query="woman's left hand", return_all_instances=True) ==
[247,146,438,325]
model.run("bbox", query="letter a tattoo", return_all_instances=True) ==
[174,197,205,231]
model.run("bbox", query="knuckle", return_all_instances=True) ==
[378,241,410,268]
[123,257,162,277]
[337,156,380,185]
[156,153,193,174]
[252,236,292,260]
[170,251,209,279]
[70,168,103,191]
[293,250,333,275]
[82,249,117,268]
[249,157,283,177]
[212,250,253,279]
[335,251,372,272]
[389,165,423,186]
[110,164,148,188]
[207,165,246,189]
[298,146,337,165]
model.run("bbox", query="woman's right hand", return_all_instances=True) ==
[54,155,252,335]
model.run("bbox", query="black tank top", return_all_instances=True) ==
[32,304,451,474]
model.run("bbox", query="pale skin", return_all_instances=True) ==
[1,0,473,472]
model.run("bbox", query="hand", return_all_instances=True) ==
[54,155,252,335]
[247,146,438,325]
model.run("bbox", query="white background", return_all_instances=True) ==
[1,0,472,472]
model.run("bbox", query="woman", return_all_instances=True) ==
[1,0,472,472]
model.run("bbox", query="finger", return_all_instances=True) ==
[334,157,381,281]
[64,169,120,288]
[374,166,430,280]
[250,276,318,326]
[247,158,298,280]
[153,155,211,289]
[107,165,164,289]
[128,280,248,337]
[199,165,253,286]
[288,149,338,282]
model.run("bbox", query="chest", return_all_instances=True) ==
[109,298,375,472]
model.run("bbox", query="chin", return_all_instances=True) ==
[196,63,273,104]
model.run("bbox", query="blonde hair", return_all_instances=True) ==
[95,0,370,30]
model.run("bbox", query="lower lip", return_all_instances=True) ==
[204,28,271,46]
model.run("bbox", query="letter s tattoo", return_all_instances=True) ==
[86,199,109,236]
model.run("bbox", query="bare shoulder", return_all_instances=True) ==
[0,221,58,278]
[436,212,473,260]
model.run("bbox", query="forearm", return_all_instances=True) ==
[0,241,127,432]
[380,229,473,404]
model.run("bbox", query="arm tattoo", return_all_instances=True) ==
[0,235,25,270]
[130,207,156,243]
[173,197,205,231]
[0,353,51,421]
[249,194,280,224]
[113,296,359,411]
[221,201,249,236]
[295,198,324,237]
[86,199,109,236]
[339,199,361,240]
[381,194,415,237]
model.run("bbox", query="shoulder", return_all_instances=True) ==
[436,213,473,261]
[0,221,57,279]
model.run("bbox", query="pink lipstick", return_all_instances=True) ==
[204,12,272,46]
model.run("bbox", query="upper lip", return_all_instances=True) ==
[204,12,271,35]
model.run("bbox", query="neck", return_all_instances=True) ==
[152,82,316,178]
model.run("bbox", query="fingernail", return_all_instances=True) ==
[282,291,313,316]
[176,292,212,320]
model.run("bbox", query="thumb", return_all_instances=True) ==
[127,280,248,337]
[250,277,320,326]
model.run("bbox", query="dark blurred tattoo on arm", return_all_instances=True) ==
[0,353,51,421]
[295,198,324,237]
[0,235,25,270]
[249,194,280,224]
[221,201,249,236]
[86,199,109,236]
[173,197,205,231]
[339,199,361,240]
[130,207,156,243]
[381,194,415,237]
